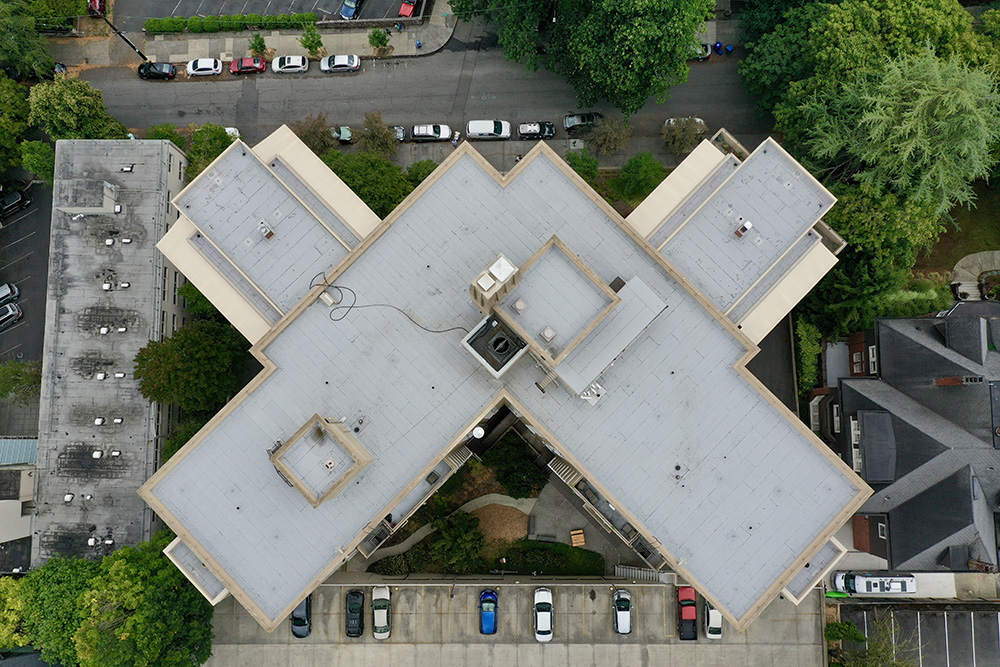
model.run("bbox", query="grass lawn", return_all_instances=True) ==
[915,181,1000,272]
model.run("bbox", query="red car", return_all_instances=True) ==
[677,586,697,640]
[229,57,266,75]
[398,0,417,17]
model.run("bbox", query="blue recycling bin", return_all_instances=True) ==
[415,39,422,49]
[725,44,734,55]
[714,41,723,55]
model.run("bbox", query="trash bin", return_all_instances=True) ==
[415,39,422,49]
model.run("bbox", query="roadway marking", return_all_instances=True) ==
[917,611,923,667]
[3,230,36,249]
[0,343,22,357]
[0,321,26,337]
[971,611,976,667]
[944,612,950,667]
[0,252,32,271]
[891,612,896,660]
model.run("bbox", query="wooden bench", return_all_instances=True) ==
[570,528,585,548]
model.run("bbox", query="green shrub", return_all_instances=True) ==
[276,13,294,29]
[481,432,549,498]
[494,539,604,576]
[262,15,278,29]
[373,554,409,576]
[295,12,318,26]
[405,540,433,571]
[222,14,246,31]
[795,318,822,397]
[245,14,262,28]
[566,149,599,183]
[249,33,267,55]
[202,15,221,31]
[619,152,665,198]
[407,159,438,187]
[429,512,485,574]
[187,16,206,33]
[824,620,867,643]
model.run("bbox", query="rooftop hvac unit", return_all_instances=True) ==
[121,238,132,244]
[259,222,275,239]
[324,459,337,471]
[105,239,114,246]
[734,221,753,238]
[114,372,126,378]
[96,372,106,380]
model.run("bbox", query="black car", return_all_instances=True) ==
[0,190,31,221]
[517,121,556,140]
[563,112,603,135]
[137,61,176,80]
[290,594,312,638]
[345,589,364,637]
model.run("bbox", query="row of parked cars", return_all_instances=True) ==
[0,283,23,333]
[291,585,722,641]
[137,55,361,80]
[408,113,603,143]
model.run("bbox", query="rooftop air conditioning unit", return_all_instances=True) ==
[734,220,753,238]
[324,459,337,471]
[259,221,275,239]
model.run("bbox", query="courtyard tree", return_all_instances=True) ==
[429,511,485,574]
[185,123,235,180]
[18,557,102,666]
[133,319,249,416]
[0,576,28,649]
[28,77,128,140]
[619,152,666,198]
[0,76,29,173]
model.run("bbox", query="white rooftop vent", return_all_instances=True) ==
[121,238,132,244]
[105,239,114,246]
[119,282,130,289]
[102,283,111,291]
[512,297,528,314]
[259,222,275,239]
[92,450,103,459]
[104,537,114,545]
[472,426,486,439]
[64,493,74,503]
[540,326,557,343]
[72,213,85,221]
[96,372,106,380]
[113,204,122,214]
[117,327,127,333]
[323,459,338,471]
[114,372,126,378]
[489,256,516,282]
[84,494,93,500]
[121,164,134,172]
[94,418,105,425]
[87,537,99,546]
[476,274,496,291]
[99,327,109,335]
[110,450,121,457]
[112,417,123,424]
[734,221,753,239]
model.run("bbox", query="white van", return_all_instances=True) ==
[0,283,19,307]
[832,572,916,596]
[466,120,511,140]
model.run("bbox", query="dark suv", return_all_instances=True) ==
[563,112,603,135]
[0,189,31,222]
[345,589,364,637]
[290,594,311,638]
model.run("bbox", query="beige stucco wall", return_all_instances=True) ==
[625,139,728,240]
[0,469,33,543]
[737,242,838,343]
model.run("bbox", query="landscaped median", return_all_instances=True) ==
[144,13,317,34]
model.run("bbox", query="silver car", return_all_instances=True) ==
[319,55,360,72]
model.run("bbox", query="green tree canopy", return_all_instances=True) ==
[133,319,249,415]
[146,123,188,151]
[185,123,235,180]
[406,159,438,187]
[0,576,29,648]
[566,149,599,183]
[0,75,29,173]
[449,0,713,115]
[19,557,102,666]
[430,511,485,574]
[619,151,666,198]
[355,111,397,160]
[299,22,323,56]
[177,282,220,320]
[28,77,128,140]
[0,2,55,80]
[21,140,55,187]
[321,151,413,218]
[73,531,213,667]
[291,113,337,156]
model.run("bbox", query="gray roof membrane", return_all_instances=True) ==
[784,538,842,599]
[659,144,834,313]
[174,145,349,312]
[728,229,822,321]
[498,243,613,358]
[170,539,227,599]
[151,151,860,624]
[647,155,741,248]
[280,426,356,498]
[266,157,359,248]
[189,232,281,322]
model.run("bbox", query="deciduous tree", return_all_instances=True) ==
[430,512,485,574]
[28,77,128,140]
[566,149,599,183]
[291,113,337,156]
[406,159,438,187]
[0,576,29,648]
[587,117,630,156]
[0,76,29,173]
[20,140,55,187]
[0,2,55,80]
[19,557,102,667]
[185,123,235,179]
[355,111,397,160]
[619,152,665,198]
[146,123,187,151]
[133,319,249,415]
[299,23,323,57]
[321,151,413,218]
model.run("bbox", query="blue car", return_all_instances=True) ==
[479,589,498,634]
[339,0,358,19]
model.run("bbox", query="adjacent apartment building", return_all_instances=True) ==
[32,140,189,566]
[140,126,870,631]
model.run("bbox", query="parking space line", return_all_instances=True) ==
[0,252,32,271]
[918,611,923,667]
[944,612,950,667]
[971,611,976,667]
[0,343,22,357]
[3,230,36,249]
[892,612,896,660]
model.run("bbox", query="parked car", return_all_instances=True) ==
[137,61,176,80]
[330,126,353,144]
[186,58,223,76]
[345,589,364,637]
[319,55,360,73]
[225,127,241,139]
[290,594,311,638]
[612,589,632,635]
[272,56,308,74]
[0,189,31,221]
[372,586,391,640]
[664,116,708,134]
[832,572,917,596]
[340,0,359,19]
[517,121,556,140]
[54,62,67,75]
[563,112,603,134]
[479,589,498,635]
[533,587,553,643]
[399,0,417,16]
[677,586,697,640]
[393,125,406,142]
[87,0,105,17]
[704,601,723,639]
[229,57,266,74]
[411,124,451,141]
[0,304,22,333]
[0,283,19,308]
[688,43,711,62]
[466,119,511,140]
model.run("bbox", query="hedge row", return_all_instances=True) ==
[145,13,317,34]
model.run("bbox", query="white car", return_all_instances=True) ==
[411,124,451,141]
[372,586,391,640]
[664,116,708,134]
[704,601,723,639]
[533,587,553,643]
[272,56,309,73]
[320,55,360,72]
[186,58,222,76]
[466,119,511,140]
[612,589,632,634]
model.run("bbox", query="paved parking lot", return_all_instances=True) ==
[208,583,825,666]
[0,183,51,362]
[842,605,1000,667]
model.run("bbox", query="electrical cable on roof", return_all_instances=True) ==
[310,273,469,335]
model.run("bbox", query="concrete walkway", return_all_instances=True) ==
[47,13,457,68]
[346,492,537,572]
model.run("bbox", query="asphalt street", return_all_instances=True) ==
[81,31,775,156]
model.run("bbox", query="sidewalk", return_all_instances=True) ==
[47,13,457,68]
